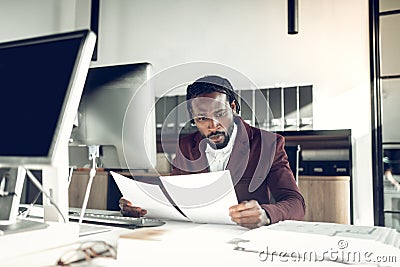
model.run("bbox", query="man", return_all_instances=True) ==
[120,75,305,229]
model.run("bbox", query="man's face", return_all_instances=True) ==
[190,92,236,149]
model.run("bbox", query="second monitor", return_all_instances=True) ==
[69,63,157,171]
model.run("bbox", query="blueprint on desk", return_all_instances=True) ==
[265,220,400,246]
[233,220,400,266]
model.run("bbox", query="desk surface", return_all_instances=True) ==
[2,220,244,267]
[0,219,378,267]
[115,222,384,267]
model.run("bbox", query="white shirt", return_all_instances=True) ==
[205,123,237,172]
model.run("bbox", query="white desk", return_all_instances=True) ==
[117,221,248,266]
[1,220,244,267]
[115,221,376,267]
[0,220,385,267]
[0,221,129,267]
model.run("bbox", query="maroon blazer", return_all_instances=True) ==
[171,117,305,224]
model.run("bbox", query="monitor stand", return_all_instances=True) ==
[42,164,69,222]
[0,167,26,224]
[0,167,48,235]
[0,219,48,236]
[0,145,70,235]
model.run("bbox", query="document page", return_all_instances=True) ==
[232,220,400,265]
[110,172,189,221]
[160,170,238,224]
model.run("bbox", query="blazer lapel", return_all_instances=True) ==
[226,118,252,184]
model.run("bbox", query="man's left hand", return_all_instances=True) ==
[229,200,270,229]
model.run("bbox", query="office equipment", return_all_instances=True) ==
[16,204,112,237]
[0,167,26,225]
[69,62,157,170]
[69,208,165,227]
[0,29,96,225]
[0,219,48,236]
[111,170,238,224]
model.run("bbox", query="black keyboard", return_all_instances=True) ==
[69,210,165,228]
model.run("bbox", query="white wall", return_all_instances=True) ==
[0,0,373,225]
[0,0,76,41]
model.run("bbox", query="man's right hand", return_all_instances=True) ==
[119,197,147,217]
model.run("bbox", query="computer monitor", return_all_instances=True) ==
[0,30,96,223]
[69,63,157,171]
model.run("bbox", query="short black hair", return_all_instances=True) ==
[186,76,240,123]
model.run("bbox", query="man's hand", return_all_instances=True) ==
[119,197,147,217]
[229,200,270,229]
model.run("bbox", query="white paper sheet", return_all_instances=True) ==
[232,220,400,265]
[160,170,238,224]
[110,172,189,221]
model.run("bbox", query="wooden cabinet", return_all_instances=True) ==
[298,175,350,224]
[281,130,352,224]
[67,170,159,211]
[68,170,109,210]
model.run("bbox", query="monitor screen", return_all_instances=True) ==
[0,30,96,223]
[69,63,157,170]
[0,30,96,167]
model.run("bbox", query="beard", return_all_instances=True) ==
[205,122,234,149]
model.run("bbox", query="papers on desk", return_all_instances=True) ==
[110,170,237,224]
[232,220,400,266]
